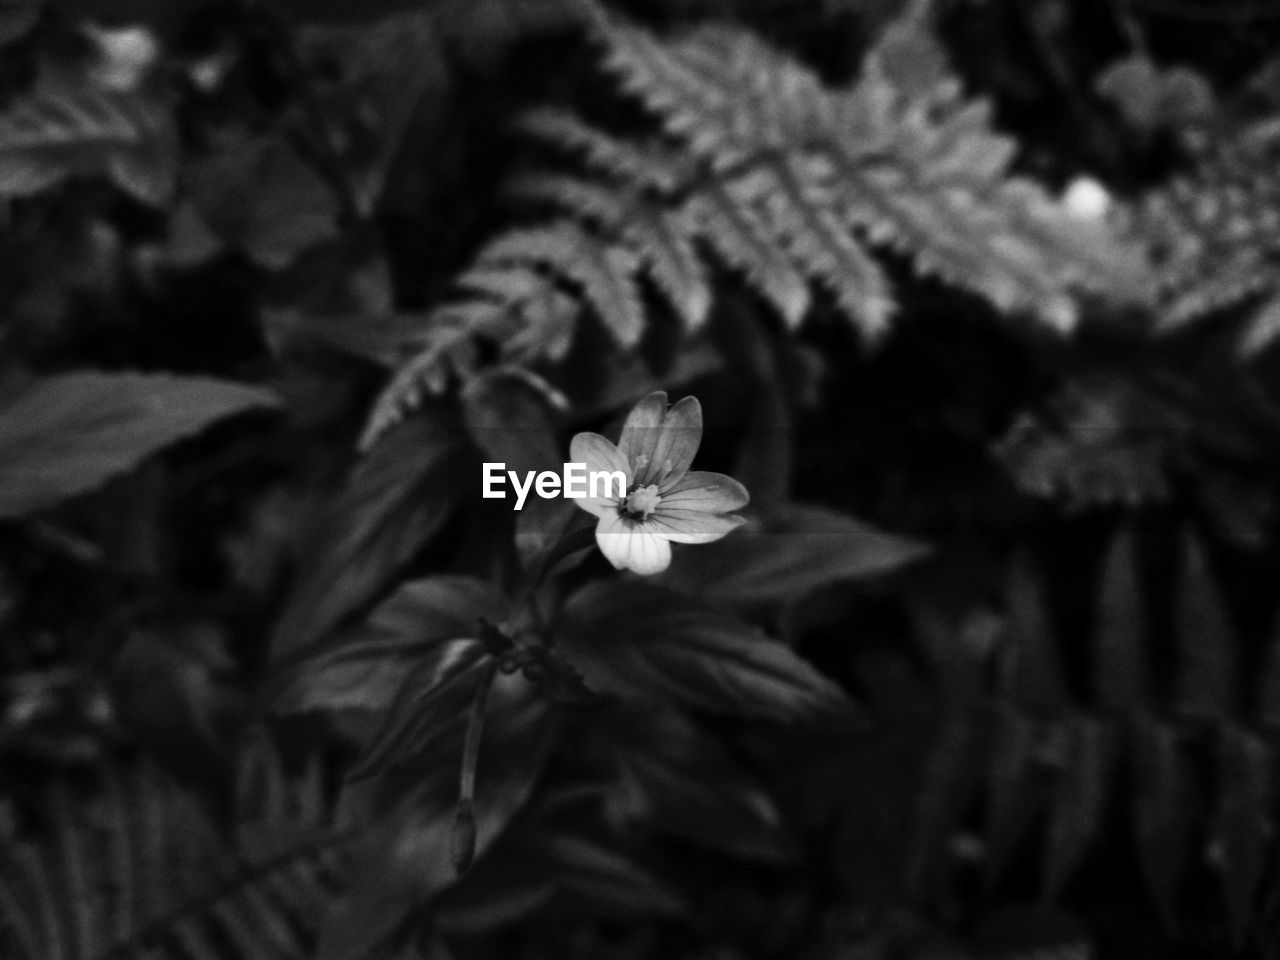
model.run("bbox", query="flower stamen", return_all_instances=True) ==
[621,484,662,520]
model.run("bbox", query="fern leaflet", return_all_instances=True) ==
[0,749,350,960]
[362,4,1151,447]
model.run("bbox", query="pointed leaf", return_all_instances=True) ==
[1043,716,1114,900]
[1173,530,1235,720]
[348,637,489,780]
[907,711,988,896]
[1006,548,1069,708]
[0,372,277,519]
[435,825,683,933]
[272,576,507,714]
[1208,725,1273,948]
[984,703,1044,885]
[559,581,851,720]
[1131,715,1192,931]
[271,412,466,658]
[1094,525,1149,711]
[459,371,567,571]
[188,137,340,270]
[601,706,795,862]
[656,503,929,607]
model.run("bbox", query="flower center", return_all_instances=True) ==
[621,484,662,519]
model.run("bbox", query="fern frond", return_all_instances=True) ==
[684,182,811,328]
[517,108,690,191]
[358,257,582,449]
[0,750,350,960]
[1143,133,1280,355]
[592,12,1151,331]
[480,222,646,346]
[363,5,1153,447]
[508,171,635,227]
[510,173,713,329]
[752,158,894,337]
[600,22,823,167]
[0,65,176,205]
[357,311,483,450]
[630,204,713,330]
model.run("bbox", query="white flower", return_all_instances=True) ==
[569,392,749,575]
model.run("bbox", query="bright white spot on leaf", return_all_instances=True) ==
[1063,176,1111,220]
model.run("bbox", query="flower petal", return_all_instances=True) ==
[648,396,702,488]
[659,471,750,512]
[571,431,631,480]
[620,392,703,489]
[574,496,619,518]
[595,511,672,575]
[648,507,745,544]
[569,433,629,517]
[618,391,666,477]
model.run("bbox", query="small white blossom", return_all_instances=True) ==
[570,392,749,575]
[1063,176,1111,220]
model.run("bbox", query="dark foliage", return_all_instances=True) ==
[2,1,1280,958]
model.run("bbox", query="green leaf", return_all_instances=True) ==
[0,752,344,960]
[599,706,796,862]
[686,182,810,328]
[1094,525,1149,711]
[296,9,446,216]
[984,703,1045,885]
[481,223,646,348]
[1006,548,1069,709]
[272,576,508,714]
[1208,725,1273,948]
[0,63,176,204]
[0,0,40,46]
[1173,529,1235,721]
[907,711,988,897]
[270,412,466,658]
[655,503,930,607]
[1237,293,1280,358]
[1095,54,1214,135]
[1043,716,1113,900]
[994,376,1176,509]
[434,822,684,933]
[348,637,490,780]
[261,307,432,367]
[595,11,1152,330]
[1131,715,1192,931]
[0,372,277,520]
[188,136,341,270]
[318,678,561,959]
[558,581,851,720]
[459,371,569,570]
